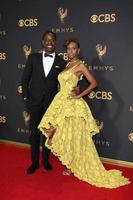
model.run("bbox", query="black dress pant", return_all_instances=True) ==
[28,104,50,165]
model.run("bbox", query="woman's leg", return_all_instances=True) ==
[42,123,56,145]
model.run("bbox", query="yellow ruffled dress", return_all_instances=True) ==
[38,63,130,188]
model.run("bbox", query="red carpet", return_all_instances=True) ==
[0,143,132,200]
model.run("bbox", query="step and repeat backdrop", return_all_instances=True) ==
[0,0,133,163]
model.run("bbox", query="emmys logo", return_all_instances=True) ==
[0,80,6,100]
[88,65,115,72]
[18,64,25,69]
[0,115,6,123]
[22,111,30,127]
[58,7,68,24]
[0,30,6,37]
[90,13,116,23]
[93,139,110,147]
[18,18,38,27]
[96,44,106,62]
[52,7,74,33]
[17,85,23,94]
[88,91,112,100]
[96,120,103,130]
[128,132,133,142]
[23,45,31,60]
[129,106,133,112]
[0,52,6,60]
[52,27,74,33]
[0,13,6,37]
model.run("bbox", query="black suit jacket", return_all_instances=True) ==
[21,53,66,107]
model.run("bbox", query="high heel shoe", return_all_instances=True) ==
[62,168,71,176]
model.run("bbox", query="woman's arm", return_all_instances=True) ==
[71,63,97,99]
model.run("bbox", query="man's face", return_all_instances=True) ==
[42,33,56,54]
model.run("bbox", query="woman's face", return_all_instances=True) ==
[66,42,80,60]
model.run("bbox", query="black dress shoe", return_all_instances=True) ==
[26,164,39,174]
[42,161,53,171]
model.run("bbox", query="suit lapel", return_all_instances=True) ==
[46,54,59,78]
[38,53,46,79]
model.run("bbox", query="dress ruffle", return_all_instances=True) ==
[38,69,130,188]
[38,92,99,136]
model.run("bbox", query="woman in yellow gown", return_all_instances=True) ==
[38,38,130,188]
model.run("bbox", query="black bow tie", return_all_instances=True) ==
[44,53,53,58]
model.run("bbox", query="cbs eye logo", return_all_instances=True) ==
[88,91,112,100]
[0,115,6,123]
[18,18,38,27]
[17,85,23,94]
[128,132,133,142]
[0,53,6,60]
[90,13,116,23]
[58,52,68,60]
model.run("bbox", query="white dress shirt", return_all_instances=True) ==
[42,51,55,77]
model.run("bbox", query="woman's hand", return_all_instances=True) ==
[68,94,81,99]
[71,95,81,99]
[71,86,80,96]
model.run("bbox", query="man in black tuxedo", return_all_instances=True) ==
[21,31,66,174]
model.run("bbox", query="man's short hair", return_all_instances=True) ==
[42,31,56,40]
